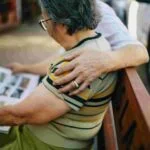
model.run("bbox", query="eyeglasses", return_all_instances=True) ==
[39,18,51,31]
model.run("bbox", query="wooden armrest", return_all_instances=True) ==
[103,102,118,150]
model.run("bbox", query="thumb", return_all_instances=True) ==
[64,51,82,61]
[5,63,17,74]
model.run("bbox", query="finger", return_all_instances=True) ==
[54,69,79,85]
[69,82,89,96]
[59,76,84,93]
[64,51,81,61]
[54,62,76,76]
[58,82,75,93]
[5,63,14,69]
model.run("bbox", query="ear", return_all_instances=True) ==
[55,24,68,35]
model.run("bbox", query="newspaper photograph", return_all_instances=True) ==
[0,66,40,133]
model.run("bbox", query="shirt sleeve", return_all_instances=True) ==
[42,59,118,112]
[95,1,142,50]
[42,61,91,112]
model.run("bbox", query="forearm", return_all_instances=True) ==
[0,84,69,126]
[23,60,50,76]
[23,50,63,75]
[0,106,26,126]
[107,44,149,72]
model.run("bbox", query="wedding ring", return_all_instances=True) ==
[73,81,79,89]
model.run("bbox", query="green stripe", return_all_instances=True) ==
[84,100,110,107]
[69,111,105,117]
[51,67,58,73]
[45,77,84,110]
[96,74,117,93]
[99,73,108,80]
[53,121,101,130]
[64,98,82,109]
[46,77,86,104]
[89,93,112,102]
[63,94,84,106]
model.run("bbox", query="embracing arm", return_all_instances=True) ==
[0,84,70,126]
[95,1,149,67]
[53,43,149,95]
[108,44,149,70]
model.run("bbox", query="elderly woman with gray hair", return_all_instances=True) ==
[0,0,119,149]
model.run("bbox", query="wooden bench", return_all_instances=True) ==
[96,68,150,150]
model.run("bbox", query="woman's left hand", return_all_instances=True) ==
[54,49,117,95]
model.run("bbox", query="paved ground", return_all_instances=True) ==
[0,23,61,65]
[0,22,149,93]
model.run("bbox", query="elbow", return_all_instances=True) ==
[138,45,149,64]
[144,51,149,63]
[133,44,149,66]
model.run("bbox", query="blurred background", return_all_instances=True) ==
[0,0,150,93]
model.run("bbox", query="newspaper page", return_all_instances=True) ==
[0,67,40,134]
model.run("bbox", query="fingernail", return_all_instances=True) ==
[64,56,69,59]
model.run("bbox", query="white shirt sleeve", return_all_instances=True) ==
[95,1,141,50]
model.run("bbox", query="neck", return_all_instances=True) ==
[58,30,96,50]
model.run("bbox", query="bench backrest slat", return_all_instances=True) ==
[113,68,150,150]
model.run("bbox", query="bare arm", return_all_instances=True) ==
[7,49,64,75]
[109,44,149,69]
[0,84,70,126]
[22,57,54,76]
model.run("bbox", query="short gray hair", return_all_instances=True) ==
[40,0,100,35]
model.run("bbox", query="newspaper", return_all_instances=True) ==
[0,67,40,134]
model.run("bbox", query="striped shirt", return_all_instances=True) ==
[27,33,118,149]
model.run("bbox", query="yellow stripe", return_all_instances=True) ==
[78,89,91,100]
[49,61,71,80]
[80,104,109,114]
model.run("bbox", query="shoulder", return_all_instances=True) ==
[96,35,111,51]
[84,34,111,52]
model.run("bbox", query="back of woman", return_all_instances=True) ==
[28,34,118,149]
